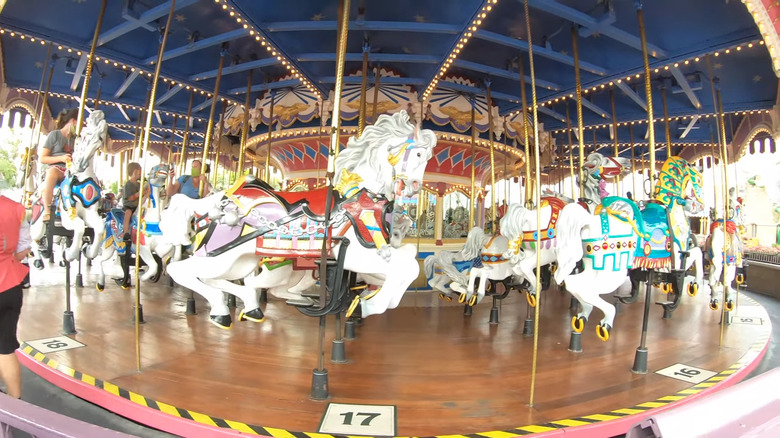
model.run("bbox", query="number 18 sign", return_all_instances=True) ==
[318,403,397,436]
[26,337,85,354]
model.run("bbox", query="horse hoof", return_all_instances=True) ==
[468,294,477,306]
[709,300,719,311]
[445,295,452,302]
[571,315,586,333]
[736,274,745,285]
[725,300,735,312]
[346,295,361,318]
[438,293,446,301]
[526,292,537,307]
[33,259,44,270]
[239,308,265,323]
[96,283,104,292]
[457,293,466,304]
[687,283,698,297]
[596,324,611,342]
[209,314,233,330]
[59,261,66,268]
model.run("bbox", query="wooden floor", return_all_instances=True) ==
[18,260,770,436]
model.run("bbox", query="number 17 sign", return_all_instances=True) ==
[318,403,397,436]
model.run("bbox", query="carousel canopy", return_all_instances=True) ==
[0,0,775,167]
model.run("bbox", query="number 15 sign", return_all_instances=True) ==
[318,403,397,436]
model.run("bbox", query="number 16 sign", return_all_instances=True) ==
[318,403,397,436]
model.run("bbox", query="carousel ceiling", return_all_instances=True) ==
[0,0,775,168]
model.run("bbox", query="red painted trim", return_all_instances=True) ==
[16,351,257,438]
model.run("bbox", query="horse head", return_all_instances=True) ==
[682,162,705,216]
[71,110,107,174]
[148,164,171,188]
[581,152,631,203]
[333,110,435,200]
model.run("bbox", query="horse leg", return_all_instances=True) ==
[60,210,85,262]
[138,245,158,282]
[386,251,420,310]
[590,294,616,341]
[94,245,115,292]
[724,265,737,311]
[203,278,266,322]
[83,207,104,260]
[166,256,237,329]
[517,258,539,306]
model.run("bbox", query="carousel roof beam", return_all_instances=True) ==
[98,0,199,46]
[261,20,461,34]
[142,28,248,65]
[193,98,213,113]
[581,98,611,120]
[538,106,566,123]
[114,70,141,99]
[475,30,608,76]
[69,54,88,91]
[154,110,162,126]
[227,79,300,95]
[115,103,131,122]
[679,114,701,139]
[670,66,702,110]
[155,84,184,105]
[452,59,562,91]
[296,53,440,64]
[318,76,426,86]
[525,0,667,58]
[436,81,523,104]
[190,58,279,81]
[616,82,647,111]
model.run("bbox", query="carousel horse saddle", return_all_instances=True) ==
[60,175,102,211]
[633,201,672,269]
[105,208,140,250]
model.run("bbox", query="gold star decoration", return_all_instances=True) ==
[311,13,324,21]
[414,14,425,23]
[753,74,762,82]
[35,61,43,68]
[175,14,186,22]
[714,63,723,69]
[73,0,86,3]
[560,50,568,56]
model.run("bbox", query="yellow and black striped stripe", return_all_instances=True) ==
[19,311,770,438]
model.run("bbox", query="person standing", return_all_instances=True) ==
[0,193,31,399]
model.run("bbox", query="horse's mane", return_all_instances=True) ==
[461,226,489,260]
[72,111,107,174]
[499,203,530,242]
[425,250,468,285]
[159,192,224,245]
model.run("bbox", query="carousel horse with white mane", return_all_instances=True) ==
[553,195,644,341]
[446,227,516,306]
[621,157,707,316]
[94,164,179,290]
[161,111,435,329]
[30,110,107,266]
[705,187,745,312]
[424,249,472,299]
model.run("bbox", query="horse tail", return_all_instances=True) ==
[553,203,590,285]
[437,250,469,286]
[461,226,486,260]
[423,254,436,280]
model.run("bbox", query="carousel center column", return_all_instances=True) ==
[434,184,445,246]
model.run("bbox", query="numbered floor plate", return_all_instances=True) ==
[730,315,764,325]
[318,403,396,436]
[655,363,717,384]
[25,336,85,354]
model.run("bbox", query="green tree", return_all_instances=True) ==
[0,129,24,187]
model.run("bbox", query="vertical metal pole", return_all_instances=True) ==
[265,91,276,180]
[238,71,253,180]
[518,55,532,207]
[565,104,576,198]
[371,66,381,123]
[75,0,107,136]
[629,124,638,197]
[524,0,543,406]
[134,0,176,371]
[637,3,657,190]
[661,85,672,154]
[469,104,477,228]
[610,89,621,196]
[486,83,497,233]
[572,26,586,199]
[167,115,178,164]
[178,91,195,177]
[358,42,370,136]
[213,100,228,187]
[23,47,55,201]
[716,85,731,345]
[200,51,225,197]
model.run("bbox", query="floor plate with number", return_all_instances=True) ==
[25,336,85,354]
[655,363,717,384]
[318,403,396,436]
[729,315,764,325]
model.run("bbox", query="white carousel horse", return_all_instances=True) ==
[705,187,745,312]
[94,164,179,290]
[161,111,436,328]
[30,110,107,263]
[553,195,644,341]
[625,157,707,312]
[447,227,515,306]
[423,250,471,298]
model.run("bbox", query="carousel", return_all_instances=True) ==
[0,0,777,436]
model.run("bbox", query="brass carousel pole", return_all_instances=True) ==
[371,65,381,122]
[200,49,226,197]
[167,115,178,164]
[213,100,228,187]
[714,76,732,345]
[178,91,195,177]
[631,0,658,375]
[517,55,532,207]
[571,25,586,199]
[524,0,544,406]
[358,41,370,136]
[75,0,107,135]
[469,104,477,228]
[23,45,55,203]
[133,0,175,371]
[486,82,497,233]
[565,104,576,198]
[629,124,638,197]
[265,91,276,181]
[610,89,621,196]
[661,85,672,155]
[237,71,253,181]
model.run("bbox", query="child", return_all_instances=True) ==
[121,162,147,241]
